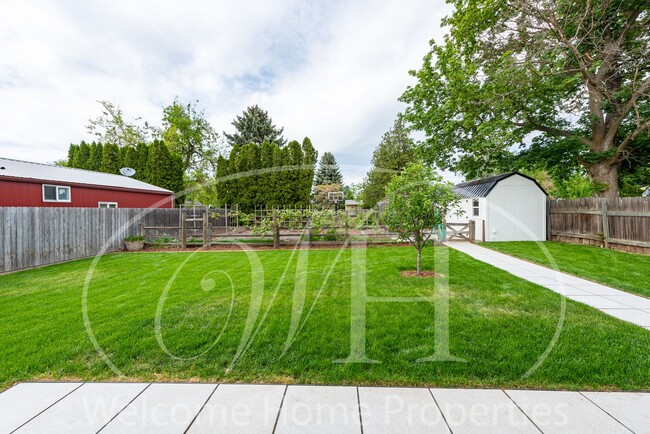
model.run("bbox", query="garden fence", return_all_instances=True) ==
[547,197,650,254]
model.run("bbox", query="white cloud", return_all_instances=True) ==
[0,0,451,183]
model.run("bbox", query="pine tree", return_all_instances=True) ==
[100,143,121,174]
[301,137,318,204]
[361,115,416,208]
[313,152,343,186]
[224,105,286,148]
[133,142,149,180]
[67,144,79,167]
[87,142,104,171]
[145,140,184,195]
[72,141,91,168]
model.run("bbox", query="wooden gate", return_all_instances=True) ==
[445,222,473,241]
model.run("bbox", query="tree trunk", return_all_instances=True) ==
[587,159,620,197]
[416,247,422,275]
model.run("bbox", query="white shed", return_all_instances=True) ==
[453,172,547,242]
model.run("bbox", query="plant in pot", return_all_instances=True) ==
[124,235,145,252]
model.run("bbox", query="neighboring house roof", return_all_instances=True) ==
[0,157,172,193]
[345,200,359,206]
[453,171,547,199]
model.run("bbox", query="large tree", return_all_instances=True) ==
[401,0,650,197]
[161,98,222,173]
[361,115,417,208]
[224,105,287,148]
[313,152,343,186]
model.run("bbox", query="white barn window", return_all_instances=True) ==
[98,202,118,208]
[472,199,480,216]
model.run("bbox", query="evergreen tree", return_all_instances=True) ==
[72,141,91,168]
[145,140,184,195]
[133,142,149,181]
[313,152,343,186]
[301,137,318,204]
[87,142,104,171]
[224,105,286,148]
[100,143,121,174]
[67,144,79,167]
[361,115,417,208]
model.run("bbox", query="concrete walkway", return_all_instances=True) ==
[1,382,649,433]
[448,242,650,330]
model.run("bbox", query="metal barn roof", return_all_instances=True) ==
[453,172,547,199]
[0,157,172,193]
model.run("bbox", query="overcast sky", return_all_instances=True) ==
[0,0,451,184]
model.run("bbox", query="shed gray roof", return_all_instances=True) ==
[453,172,547,199]
[0,157,172,193]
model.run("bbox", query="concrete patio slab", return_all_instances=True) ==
[16,382,147,434]
[275,386,361,434]
[448,242,650,329]
[432,388,538,434]
[506,390,630,434]
[0,382,82,433]
[358,387,450,434]
[1,383,649,433]
[582,392,650,434]
[186,384,285,434]
[99,383,216,434]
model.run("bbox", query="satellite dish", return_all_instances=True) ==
[120,167,136,177]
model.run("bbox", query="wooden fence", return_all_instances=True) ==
[0,207,181,273]
[548,197,650,254]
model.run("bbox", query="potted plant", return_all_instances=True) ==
[124,235,145,252]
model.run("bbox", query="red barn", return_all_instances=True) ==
[0,157,174,208]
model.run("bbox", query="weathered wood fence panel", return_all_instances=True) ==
[548,197,650,254]
[0,207,182,273]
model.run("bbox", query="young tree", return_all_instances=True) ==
[86,100,151,148]
[224,105,286,148]
[361,115,417,208]
[161,98,223,173]
[382,163,461,275]
[401,0,650,197]
[314,152,343,186]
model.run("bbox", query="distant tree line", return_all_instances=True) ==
[61,101,352,208]
[66,140,184,195]
[215,138,317,211]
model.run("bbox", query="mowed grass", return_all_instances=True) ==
[482,241,650,298]
[0,246,649,392]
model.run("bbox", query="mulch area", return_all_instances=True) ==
[400,270,439,278]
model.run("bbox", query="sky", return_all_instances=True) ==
[0,0,452,184]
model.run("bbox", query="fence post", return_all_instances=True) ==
[602,199,610,249]
[181,214,187,249]
[469,220,475,243]
[203,212,210,248]
[546,200,551,241]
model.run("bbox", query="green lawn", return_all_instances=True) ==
[1,246,649,392]
[482,241,650,298]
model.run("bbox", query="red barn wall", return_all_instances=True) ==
[0,178,174,208]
